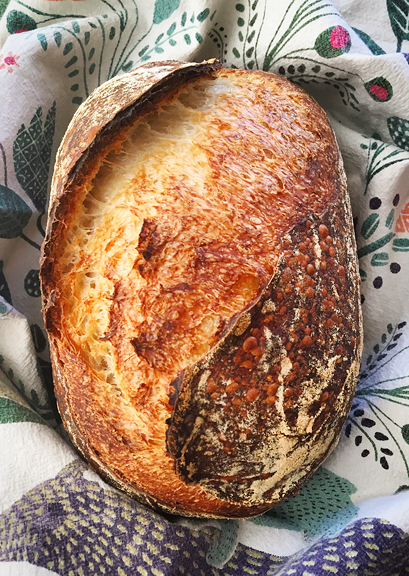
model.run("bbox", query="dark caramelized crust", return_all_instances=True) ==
[167,205,361,505]
[40,60,362,518]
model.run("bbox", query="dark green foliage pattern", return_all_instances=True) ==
[0,261,12,305]
[0,397,44,425]
[6,10,37,34]
[251,468,358,540]
[13,102,56,214]
[387,0,409,51]
[0,184,32,239]
[24,270,41,298]
[388,116,409,151]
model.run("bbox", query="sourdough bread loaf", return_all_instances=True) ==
[40,60,362,518]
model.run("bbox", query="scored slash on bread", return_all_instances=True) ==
[40,59,362,518]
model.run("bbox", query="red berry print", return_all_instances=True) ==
[365,77,393,102]
[369,85,388,101]
[0,52,20,73]
[4,56,17,66]
[315,26,351,58]
[330,26,350,49]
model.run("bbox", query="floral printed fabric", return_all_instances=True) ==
[0,0,409,574]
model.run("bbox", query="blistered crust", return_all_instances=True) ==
[167,203,362,505]
[40,61,362,518]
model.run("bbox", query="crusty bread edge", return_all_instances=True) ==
[40,60,363,519]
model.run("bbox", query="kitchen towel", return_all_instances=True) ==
[1,0,409,574]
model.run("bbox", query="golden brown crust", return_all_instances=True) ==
[40,60,362,518]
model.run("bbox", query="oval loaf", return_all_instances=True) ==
[40,59,363,518]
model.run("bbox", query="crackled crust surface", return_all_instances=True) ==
[41,61,362,518]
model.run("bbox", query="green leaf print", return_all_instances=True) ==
[361,134,408,195]
[63,42,74,55]
[357,233,395,259]
[402,424,409,444]
[0,0,9,19]
[251,468,358,540]
[386,209,395,229]
[54,31,62,48]
[0,261,12,305]
[132,7,205,66]
[371,252,389,266]
[24,270,41,297]
[0,184,32,239]
[350,322,409,476]
[13,102,56,214]
[387,0,409,51]
[392,238,409,252]
[37,33,47,51]
[361,213,380,239]
[388,116,409,151]
[65,55,78,69]
[197,8,210,22]
[261,0,341,72]
[352,28,386,55]
[6,10,37,34]
[153,0,181,24]
[28,387,54,421]
[0,397,44,425]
